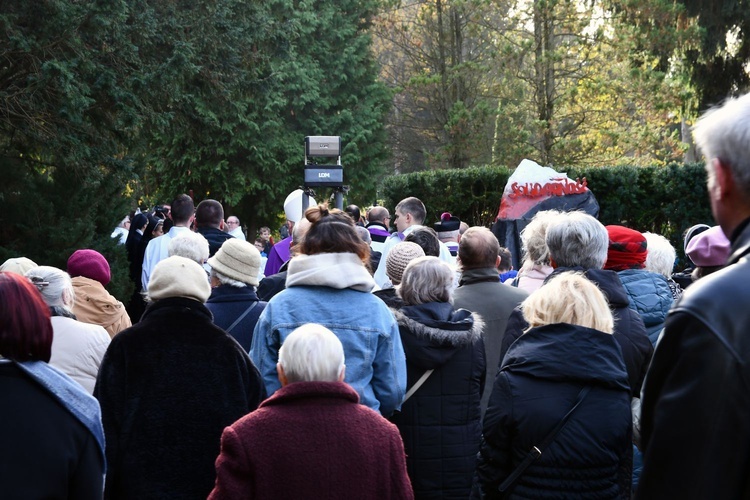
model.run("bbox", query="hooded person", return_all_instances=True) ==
[206,239,267,351]
[263,189,316,277]
[603,225,674,346]
[67,249,132,338]
[94,256,265,500]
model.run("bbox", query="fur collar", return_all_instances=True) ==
[392,305,484,347]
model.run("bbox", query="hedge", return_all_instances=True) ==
[380,163,713,267]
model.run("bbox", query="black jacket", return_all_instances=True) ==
[1,362,104,499]
[474,323,632,499]
[205,285,266,352]
[196,226,234,257]
[390,302,485,499]
[94,297,265,500]
[500,267,653,396]
[638,220,750,499]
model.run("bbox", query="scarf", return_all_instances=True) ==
[14,360,106,468]
[286,253,375,292]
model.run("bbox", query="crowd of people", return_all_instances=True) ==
[2,92,750,499]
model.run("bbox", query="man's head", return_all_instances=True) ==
[458,227,500,271]
[277,323,345,386]
[433,212,461,243]
[404,227,440,257]
[170,194,195,226]
[393,197,426,233]
[545,211,609,269]
[693,92,750,235]
[226,216,240,232]
[498,248,513,272]
[344,205,361,224]
[367,206,390,226]
[195,199,224,229]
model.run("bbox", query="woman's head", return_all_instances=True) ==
[24,266,75,310]
[300,204,370,264]
[522,272,614,333]
[399,256,454,305]
[0,272,53,361]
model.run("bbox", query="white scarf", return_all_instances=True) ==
[286,253,375,292]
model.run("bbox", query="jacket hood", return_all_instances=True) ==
[617,269,673,327]
[501,323,630,391]
[548,267,629,309]
[393,302,483,369]
[286,253,375,292]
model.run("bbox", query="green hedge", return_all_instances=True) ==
[381,163,713,265]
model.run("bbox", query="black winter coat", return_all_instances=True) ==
[474,323,632,499]
[390,302,485,499]
[94,297,265,500]
[500,267,653,396]
[205,285,267,352]
[196,226,234,257]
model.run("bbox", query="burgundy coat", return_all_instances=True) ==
[209,381,414,500]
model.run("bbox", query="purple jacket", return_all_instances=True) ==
[263,236,292,276]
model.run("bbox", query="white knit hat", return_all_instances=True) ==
[148,256,211,303]
[207,239,261,286]
[386,242,425,285]
[284,189,317,223]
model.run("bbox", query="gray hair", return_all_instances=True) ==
[521,210,562,266]
[693,92,750,198]
[355,226,372,244]
[643,232,677,278]
[399,256,454,305]
[209,268,247,288]
[168,232,209,265]
[25,266,75,310]
[438,229,460,241]
[278,324,345,383]
[545,211,609,269]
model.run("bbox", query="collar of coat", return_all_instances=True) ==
[392,302,483,347]
[260,381,359,408]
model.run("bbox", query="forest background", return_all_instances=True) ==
[1,0,747,299]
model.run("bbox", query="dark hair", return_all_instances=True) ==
[301,205,370,264]
[405,227,440,257]
[0,272,53,362]
[344,205,361,224]
[195,199,224,228]
[395,197,426,225]
[497,247,513,272]
[170,194,195,225]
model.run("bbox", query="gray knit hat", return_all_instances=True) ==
[207,238,261,286]
[148,256,211,303]
[386,242,425,285]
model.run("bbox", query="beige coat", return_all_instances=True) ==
[49,316,111,393]
[71,276,131,338]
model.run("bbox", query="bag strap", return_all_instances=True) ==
[498,385,592,494]
[225,301,259,334]
[511,275,521,287]
[401,369,434,404]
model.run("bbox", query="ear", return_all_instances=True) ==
[549,255,558,269]
[276,363,288,387]
[338,365,346,382]
[712,158,734,201]
[495,255,502,268]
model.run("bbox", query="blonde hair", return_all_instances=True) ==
[522,272,613,333]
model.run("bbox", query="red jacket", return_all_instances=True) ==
[209,381,414,500]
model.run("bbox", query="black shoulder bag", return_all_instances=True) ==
[498,385,592,496]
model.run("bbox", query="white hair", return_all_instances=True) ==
[693,92,750,198]
[209,269,247,288]
[399,256,454,305]
[25,266,75,310]
[521,210,562,267]
[168,232,209,265]
[278,324,345,383]
[643,232,677,278]
[545,212,609,269]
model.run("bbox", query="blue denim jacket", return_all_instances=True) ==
[250,285,406,416]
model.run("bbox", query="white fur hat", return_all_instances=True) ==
[148,256,211,303]
[284,189,317,223]
[208,239,261,286]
